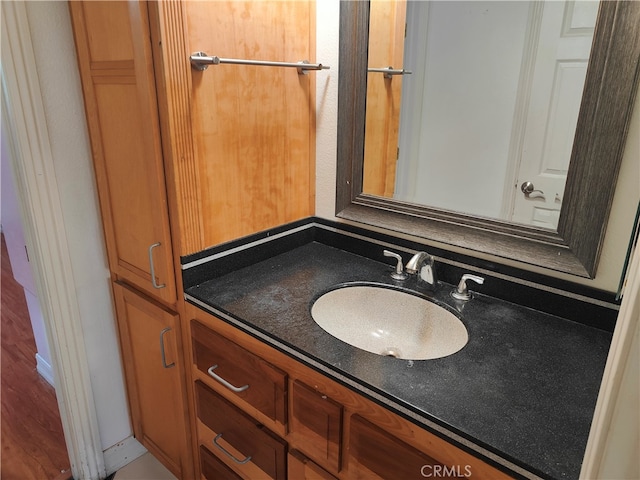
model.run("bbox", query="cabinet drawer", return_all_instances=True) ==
[349,415,462,479]
[195,380,287,480]
[199,445,242,480]
[191,320,287,424]
[290,381,342,473]
[289,450,338,480]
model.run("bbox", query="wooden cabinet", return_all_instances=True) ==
[348,415,461,480]
[71,2,318,478]
[199,445,243,480]
[290,380,342,474]
[196,380,287,479]
[69,0,176,305]
[191,320,287,426]
[69,1,194,478]
[70,2,193,477]
[187,306,514,480]
[113,283,190,478]
[289,450,339,480]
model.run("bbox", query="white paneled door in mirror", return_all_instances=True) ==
[363,0,597,229]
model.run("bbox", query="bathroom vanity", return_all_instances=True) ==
[182,219,615,480]
[66,0,635,479]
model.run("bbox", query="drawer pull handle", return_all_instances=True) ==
[148,242,166,289]
[207,365,249,393]
[213,433,252,465]
[159,327,175,369]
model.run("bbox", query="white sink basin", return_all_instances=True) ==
[311,285,468,360]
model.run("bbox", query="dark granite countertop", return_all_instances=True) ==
[184,241,611,480]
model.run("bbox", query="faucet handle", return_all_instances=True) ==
[451,274,484,301]
[383,250,408,280]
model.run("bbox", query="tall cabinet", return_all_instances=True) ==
[69,1,192,477]
[70,0,317,477]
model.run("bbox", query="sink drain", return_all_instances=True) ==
[381,347,401,358]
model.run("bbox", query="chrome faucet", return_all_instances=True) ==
[406,251,438,288]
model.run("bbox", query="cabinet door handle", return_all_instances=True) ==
[212,433,252,465]
[148,242,166,289]
[159,327,175,369]
[207,365,249,392]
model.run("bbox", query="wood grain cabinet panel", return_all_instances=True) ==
[69,1,176,305]
[199,445,243,480]
[290,380,342,474]
[288,450,339,480]
[348,415,463,480]
[191,319,287,425]
[153,1,316,254]
[112,283,190,478]
[195,380,287,480]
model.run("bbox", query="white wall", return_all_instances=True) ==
[3,0,134,458]
[1,121,53,384]
[315,0,640,293]
[397,1,530,218]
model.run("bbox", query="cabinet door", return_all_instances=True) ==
[288,450,338,480]
[69,1,176,305]
[348,415,463,479]
[290,380,342,473]
[113,282,188,477]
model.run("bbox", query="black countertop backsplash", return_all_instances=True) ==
[182,218,616,480]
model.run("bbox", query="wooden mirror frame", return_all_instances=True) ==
[336,1,640,278]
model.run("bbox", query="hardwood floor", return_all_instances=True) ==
[1,234,71,479]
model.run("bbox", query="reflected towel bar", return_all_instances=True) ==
[368,67,412,79]
[190,51,329,74]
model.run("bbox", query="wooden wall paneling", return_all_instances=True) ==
[148,1,205,256]
[181,1,315,250]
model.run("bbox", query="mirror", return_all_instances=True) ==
[363,1,598,231]
[337,0,640,277]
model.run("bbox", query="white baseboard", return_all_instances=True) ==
[103,436,148,476]
[35,347,147,476]
[36,352,55,387]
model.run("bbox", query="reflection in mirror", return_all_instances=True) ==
[363,0,598,230]
[337,1,640,278]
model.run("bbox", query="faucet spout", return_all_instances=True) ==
[406,252,431,274]
[406,252,438,288]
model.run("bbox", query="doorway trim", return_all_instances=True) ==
[1,2,105,478]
